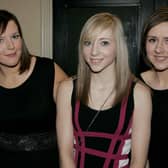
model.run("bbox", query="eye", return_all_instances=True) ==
[164,38,168,44]
[0,38,4,44]
[12,33,20,40]
[83,40,91,46]
[147,37,156,43]
[100,40,110,46]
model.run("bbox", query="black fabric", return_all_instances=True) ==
[0,56,59,167]
[71,79,134,134]
[148,89,168,168]
[71,79,134,167]
[138,75,168,168]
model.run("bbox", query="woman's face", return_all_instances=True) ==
[0,20,22,69]
[146,22,168,71]
[82,28,116,73]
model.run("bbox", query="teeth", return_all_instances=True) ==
[91,59,102,63]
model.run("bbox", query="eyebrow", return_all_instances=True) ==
[146,35,156,38]
[147,35,168,38]
[98,37,113,40]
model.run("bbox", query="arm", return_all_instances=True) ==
[130,82,152,168]
[53,63,68,101]
[56,78,76,168]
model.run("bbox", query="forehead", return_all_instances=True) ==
[0,20,18,35]
[85,28,114,40]
[96,28,113,39]
[148,22,168,36]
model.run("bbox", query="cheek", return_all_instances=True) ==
[0,46,5,53]
[165,45,168,52]
[107,49,116,60]
[0,42,8,52]
[16,41,22,50]
[83,47,90,54]
[146,44,153,55]
[82,49,90,59]
[83,55,90,65]
[108,55,116,64]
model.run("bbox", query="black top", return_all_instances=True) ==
[139,75,168,168]
[148,88,168,168]
[0,56,59,167]
[71,80,134,168]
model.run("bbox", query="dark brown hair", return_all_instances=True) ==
[139,7,168,72]
[0,10,31,73]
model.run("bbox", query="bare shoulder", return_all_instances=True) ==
[56,77,74,111]
[141,70,154,84]
[53,63,68,101]
[54,63,68,82]
[133,80,152,110]
[134,80,151,97]
[57,77,74,98]
[59,77,73,89]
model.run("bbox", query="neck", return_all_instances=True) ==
[89,68,116,110]
[153,69,168,89]
[0,65,20,78]
[91,66,116,89]
[0,57,34,88]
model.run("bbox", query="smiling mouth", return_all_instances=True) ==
[90,58,103,64]
[155,56,168,61]
[6,53,16,57]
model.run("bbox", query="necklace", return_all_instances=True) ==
[86,89,114,131]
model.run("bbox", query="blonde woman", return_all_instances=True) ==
[57,12,151,168]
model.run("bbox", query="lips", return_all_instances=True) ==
[90,58,103,64]
[5,52,16,57]
[154,55,168,61]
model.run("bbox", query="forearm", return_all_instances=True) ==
[59,152,76,168]
[130,163,146,168]
[130,158,148,168]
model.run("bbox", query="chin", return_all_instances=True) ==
[91,69,103,73]
[154,67,168,72]
[1,60,20,68]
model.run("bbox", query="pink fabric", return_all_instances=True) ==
[74,94,132,168]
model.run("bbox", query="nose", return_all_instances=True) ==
[155,41,164,53]
[91,43,99,56]
[5,38,14,50]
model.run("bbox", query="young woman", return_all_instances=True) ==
[57,12,152,168]
[139,7,168,168]
[0,10,67,167]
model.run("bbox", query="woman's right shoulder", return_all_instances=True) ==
[140,70,155,89]
[141,70,153,83]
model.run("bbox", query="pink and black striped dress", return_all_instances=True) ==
[71,81,134,168]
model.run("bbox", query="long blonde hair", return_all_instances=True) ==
[76,12,131,104]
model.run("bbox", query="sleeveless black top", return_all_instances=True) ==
[0,57,59,167]
[71,80,134,168]
[148,88,168,168]
[139,75,168,168]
